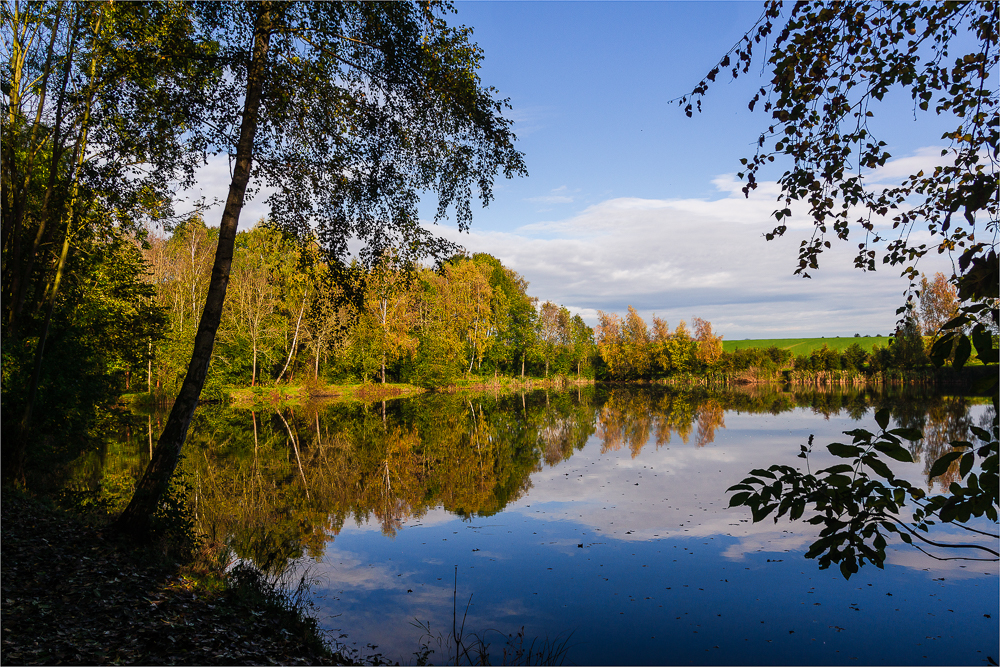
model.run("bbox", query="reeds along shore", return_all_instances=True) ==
[654,365,995,391]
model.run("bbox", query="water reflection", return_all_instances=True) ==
[83,387,990,571]
[74,386,997,664]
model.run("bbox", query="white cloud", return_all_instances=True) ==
[864,146,950,184]
[435,165,955,338]
[528,194,575,204]
[527,185,576,205]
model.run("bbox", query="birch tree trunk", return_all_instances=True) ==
[278,287,308,382]
[114,5,272,538]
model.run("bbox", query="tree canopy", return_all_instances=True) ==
[2,1,218,481]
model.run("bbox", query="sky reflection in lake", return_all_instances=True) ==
[290,389,998,666]
[96,387,998,664]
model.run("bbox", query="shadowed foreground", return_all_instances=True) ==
[0,492,347,665]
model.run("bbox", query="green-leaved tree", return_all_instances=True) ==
[115,1,526,537]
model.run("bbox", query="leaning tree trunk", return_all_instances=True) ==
[114,6,272,539]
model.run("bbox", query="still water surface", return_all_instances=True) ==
[99,386,998,665]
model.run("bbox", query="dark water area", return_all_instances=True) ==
[81,386,998,665]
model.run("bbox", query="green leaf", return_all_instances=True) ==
[941,315,970,330]
[939,499,960,524]
[729,492,752,507]
[751,504,777,523]
[888,427,923,441]
[959,453,974,479]
[874,409,890,430]
[969,425,992,441]
[825,474,853,488]
[864,457,895,480]
[821,464,855,475]
[726,483,755,492]
[899,532,912,544]
[953,335,971,368]
[928,451,962,479]
[873,442,913,462]
[749,468,777,479]
[929,334,956,367]
[828,443,864,458]
[971,325,998,364]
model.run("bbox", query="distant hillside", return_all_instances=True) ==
[722,337,894,355]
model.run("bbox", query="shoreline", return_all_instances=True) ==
[119,364,995,410]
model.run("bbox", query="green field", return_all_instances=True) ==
[722,337,894,355]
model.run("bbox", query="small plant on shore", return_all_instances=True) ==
[412,567,573,665]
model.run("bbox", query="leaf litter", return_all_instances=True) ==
[1,493,353,665]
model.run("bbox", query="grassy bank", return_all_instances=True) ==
[0,489,348,665]
[226,380,427,406]
[722,336,894,354]
[123,375,596,410]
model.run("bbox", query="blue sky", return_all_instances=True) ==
[203,1,959,339]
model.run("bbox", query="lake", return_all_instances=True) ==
[94,386,998,665]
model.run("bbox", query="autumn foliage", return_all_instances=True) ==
[595,307,724,380]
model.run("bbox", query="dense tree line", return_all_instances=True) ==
[136,218,598,392]
[135,218,967,393]
[1,1,204,484]
[2,0,529,533]
[592,306,958,382]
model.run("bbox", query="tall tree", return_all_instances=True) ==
[568,313,595,378]
[621,306,651,379]
[116,1,525,536]
[692,316,723,371]
[663,320,697,376]
[472,252,534,376]
[351,251,417,383]
[2,1,218,480]
[595,311,625,380]
[220,224,286,386]
[447,257,499,374]
[537,300,563,377]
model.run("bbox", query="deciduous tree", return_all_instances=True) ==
[621,306,651,379]
[692,316,723,370]
[221,224,287,386]
[116,1,526,537]
[351,251,418,384]
[918,271,961,336]
[537,300,563,377]
[2,1,218,481]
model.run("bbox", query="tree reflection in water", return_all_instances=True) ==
[74,385,991,575]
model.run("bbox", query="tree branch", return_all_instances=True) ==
[886,514,1000,558]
